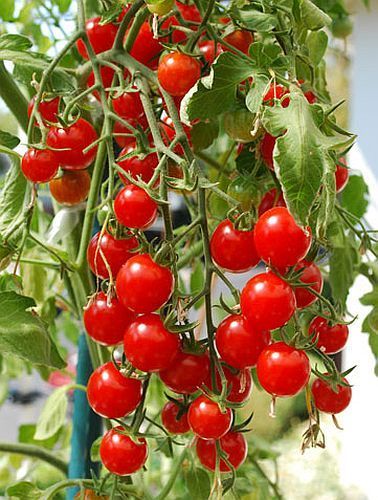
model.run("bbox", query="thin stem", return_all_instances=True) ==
[250,458,283,500]
[114,0,145,50]
[156,447,188,500]
[0,442,68,475]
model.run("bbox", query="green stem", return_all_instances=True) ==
[0,442,68,475]
[156,447,188,500]
[0,62,29,132]
[114,0,145,50]
[251,458,283,500]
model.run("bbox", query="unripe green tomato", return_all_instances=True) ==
[331,16,353,38]
[223,110,255,143]
[227,176,261,211]
[97,205,109,226]
[146,0,174,15]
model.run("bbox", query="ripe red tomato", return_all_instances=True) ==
[100,427,148,476]
[28,95,60,124]
[257,342,311,397]
[46,118,98,170]
[76,17,118,60]
[258,188,286,216]
[114,185,158,230]
[210,220,260,273]
[83,292,135,346]
[335,158,349,193]
[240,272,296,330]
[309,316,349,354]
[161,16,187,44]
[158,52,201,97]
[112,90,144,120]
[206,366,253,404]
[161,400,190,434]
[49,170,91,205]
[298,80,317,104]
[117,145,157,184]
[124,313,180,372]
[215,314,270,369]
[176,1,201,23]
[199,40,223,64]
[188,395,232,440]
[87,231,138,279]
[263,83,290,107]
[87,66,115,100]
[116,254,174,313]
[113,121,146,148]
[260,132,276,170]
[87,362,143,418]
[21,148,59,183]
[311,377,352,414]
[254,207,312,271]
[159,349,210,394]
[223,30,253,54]
[196,431,247,472]
[293,260,323,309]
[129,22,162,69]
[160,115,192,154]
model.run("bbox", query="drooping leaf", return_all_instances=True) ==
[191,120,219,152]
[307,30,328,65]
[301,0,332,30]
[230,6,278,31]
[0,34,32,51]
[184,467,211,500]
[34,385,70,440]
[0,129,20,149]
[246,74,270,113]
[6,481,43,499]
[18,423,61,449]
[341,174,369,219]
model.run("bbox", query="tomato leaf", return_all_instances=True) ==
[230,6,278,31]
[184,467,211,500]
[191,119,219,152]
[341,174,369,219]
[0,0,15,21]
[246,74,270,113]
[18,423,61,449]
[307,30,328,65]
[0,129,20,149]
[6,481,43,499]
[301,0,332,30]
[34,385,70,440]
[0,33,32,51]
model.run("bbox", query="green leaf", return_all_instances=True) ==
[0,130,20,149]
[301,0,332,30]
[53,0,72,14]
[0,34,32,51]
[185,467,211,500]
[307,30,328,65]
[191,120,219,152]
[90,436,102,462]
[34,386,70,440]
[230,6,278,31]
[0,291,65,369]
[360,291,378,307]
[6,481,42,499]
[341,174,369,219]
[329,229,358,308]
[18,424,61,449]
[0,0,15,21]
[246,74,270,113]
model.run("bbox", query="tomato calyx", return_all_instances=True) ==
[311,367,355,393]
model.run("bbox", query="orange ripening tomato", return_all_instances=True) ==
[49,170,91,205]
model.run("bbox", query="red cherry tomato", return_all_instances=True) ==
[83,292,135,346]
[160,115,192,155]
[335,158,349,193]
[309,316,349,355]
[124,313,180,372]
[87,362,143,418]
[100,427,148,476]
[241,272,296,331]
[158,52,201,97]
[199,40,223,64]
[257,342,311,397]
[112,90,144,120]
[28,96,60,124]
[49,170,91,205]
[21,148,59,183]
[206,366,253,404]
[188,395,232,440]
[223,30,253,54]
[258,188,286,216]
[210,220,260,273]
[159,349,210,394]
[311,377,352,414]
[87,66,115,100]
[117,145,157,184]
[76,17,118,60]
[263,83,290,108]
[161,16,188,44]
[176,1,201,23]
[215,314,270,369]
[260,132,276,170]
[254,207,312,271]
[293,260,323,308]
[196,431,247,472]
[298,81,317,104]
[87,231,138,279]
[114,185,158,230]
[113,121,147,148]
[46,118,98,170]
[161,400,190,434]
[129,22,162,69]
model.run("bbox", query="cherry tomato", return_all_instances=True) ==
[292,260,323,308]
[49,170,91,205]
[146,0,174,15]
[158,52,201,97]
[298,80,317,104]
[117,145,157,184]
[257,342,311,397]
[199,40,223,64]
[113,121,147,148]
[114,185,158,230]
[206,366,253,404]
[112,90,144,120]
[258,188,286,216]
[124,313,180,372]
[176,1,201,23]
[254,207,312,271]
[129,22,162,69]
[161,16,187,44]
[335,158,349,193]
[311,377,352,414]
[21,148,59,183]
[263,83,290,107]
[215,314,270,369]
[159,349,210,394]
[100,427,148,476]
[223,109,255,143]
[188,395,232,440]
[28,95,60,124]
[46,118,98,170]
[83,292,135,346]
[196,431,247,472]
[87,362,143,419]
[87,231,138,279]
[240,272,296,330]
[332,16,353,39]
[77,17,118,60]
[160,115,192,153]
[223,30,253,54]
[210,220,259,273]
[227,176,261,212]
[309,316,349,355]
[161,400,190,434]
[260,132,276,170]
[87,66,115,100]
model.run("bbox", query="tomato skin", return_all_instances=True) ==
[100,427,148,476]
[87,231,138,280]
[159,349,210,394]
[223,30,253,54]
[335,158,349,193]
[206,366,253,404]
[254,207,312,270]
[210,220,260,273]
[332,16,353,39]
[21,148,59,183]
[241,272,296,331]
[83,292,135,346]
[146,0,174,15]
[257,342,311,397]
[124,313,180,372]
[49,170,91,205]
[114,185,158,230]
[188,395,232,440]
[258,188,286,216]
[263,83,290,107]
[199,40,223,64]
[117,145,157,184]
[196,431,247,472]
[227,176,260,212]
[176,1,201,23]
[130,22,162,69]
[46,118,98,170]
[260,132,276,170]
[311,377,352,414]
[76,17,118,59]
[28,96,60,124]
[215,314,270,369]
[161,16,187,44]
[87,362,143,419]
[294,260,323,309]
[113,121,148,149]
[309,316,349,355]
[112,90,144,120]
[161,400,190,434]
[87,66,115,100]
[158,52,201,97]
[116,254,174,313]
